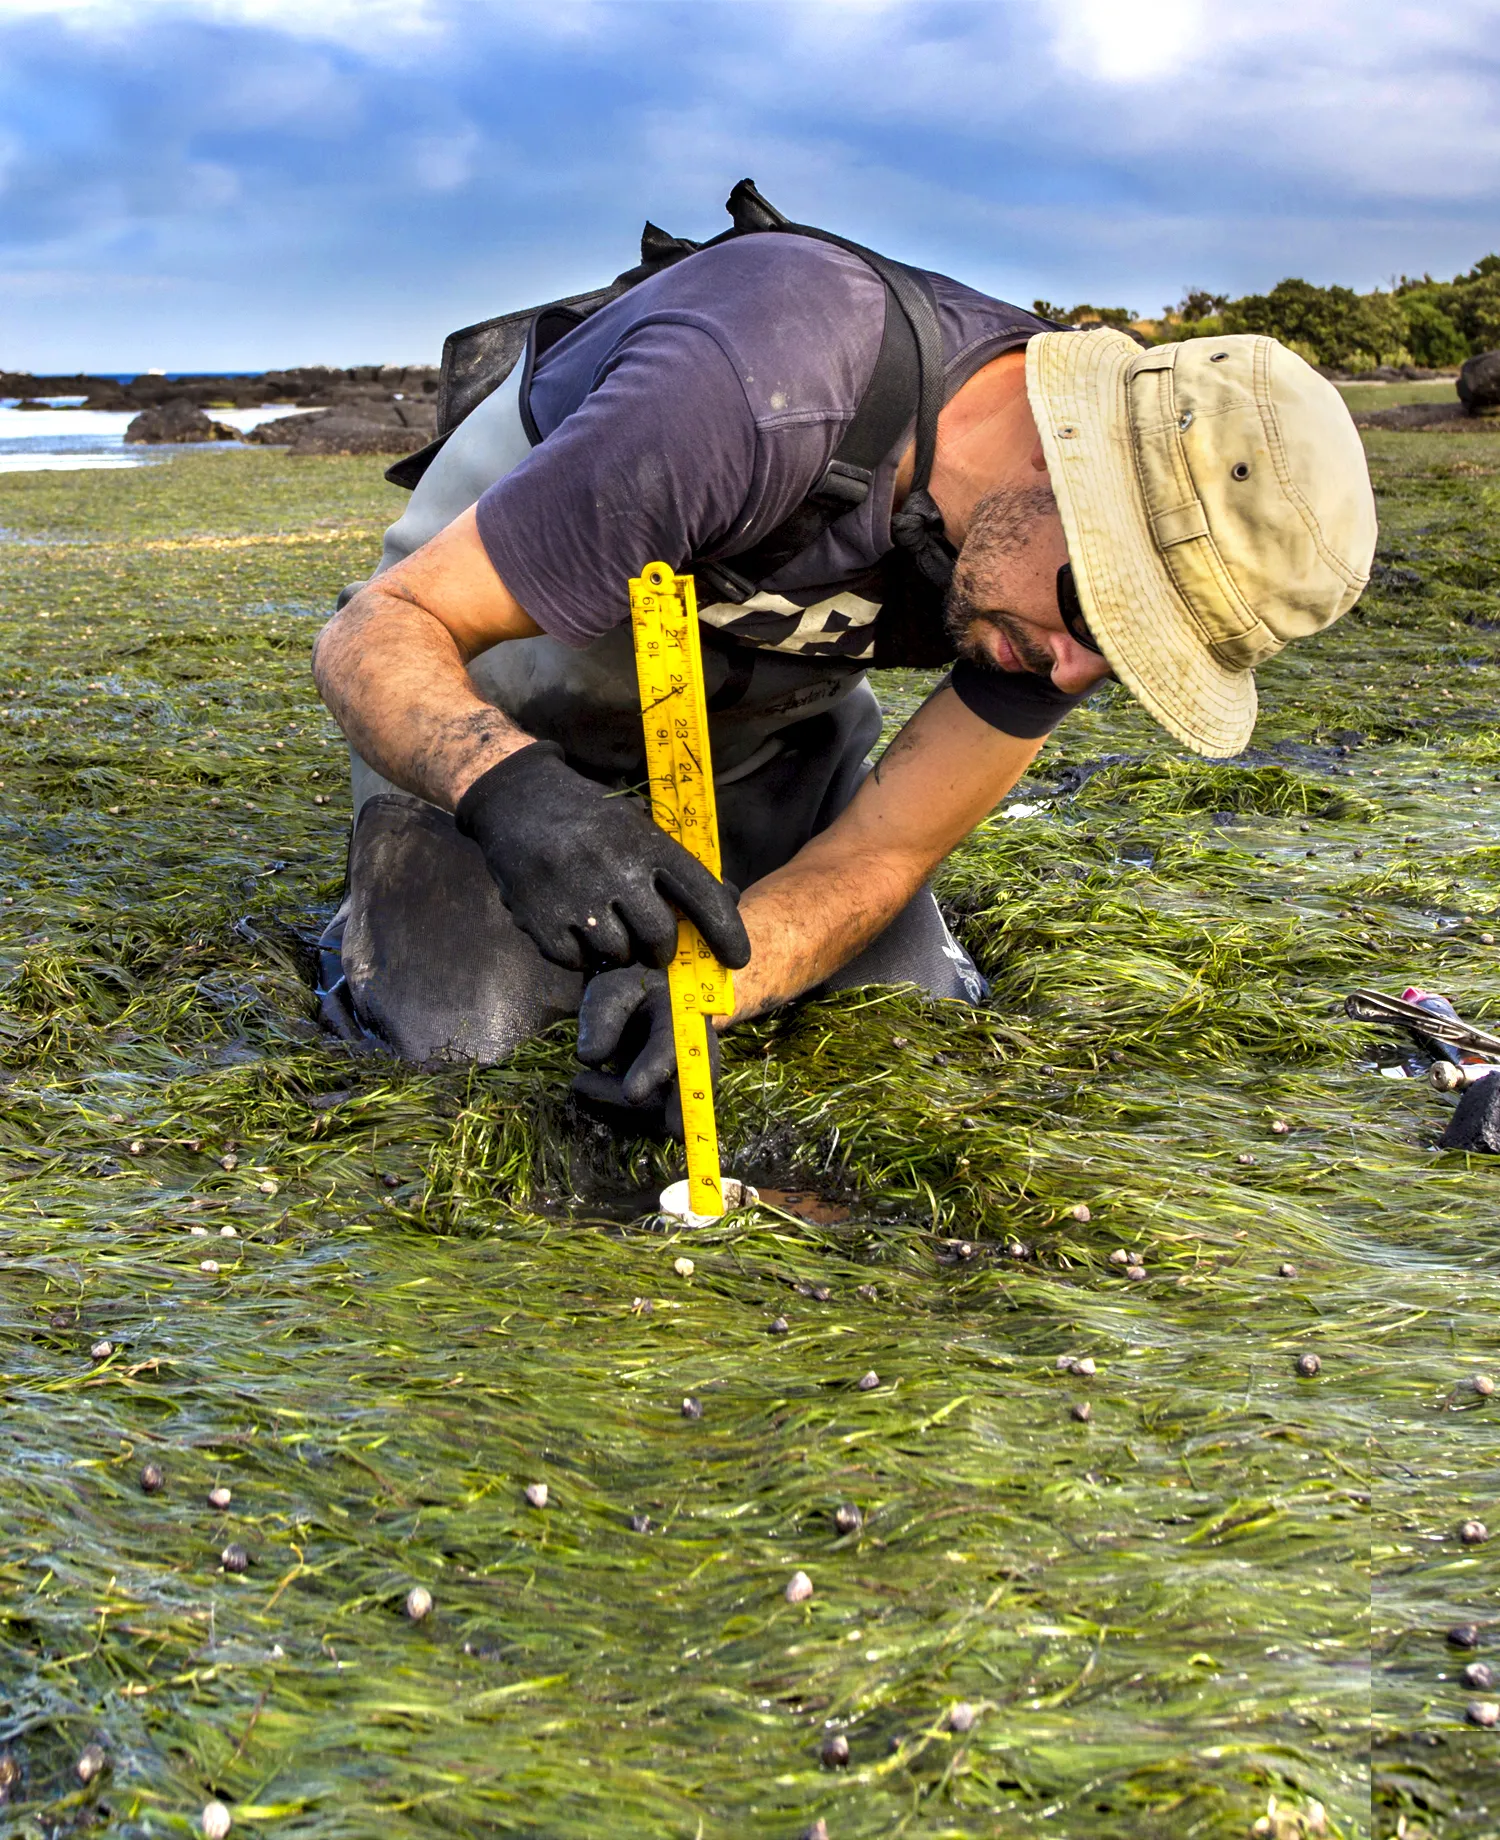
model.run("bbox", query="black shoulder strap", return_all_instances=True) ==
[693,180,955,602]
[693,277,918,600]
[388,178,959,596]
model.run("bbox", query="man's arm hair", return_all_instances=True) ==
[727,685,1045,1021]
[311,506,545,809]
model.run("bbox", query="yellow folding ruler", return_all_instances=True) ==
[628,561,734,1218]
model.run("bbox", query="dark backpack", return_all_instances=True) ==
[388,181,970,666]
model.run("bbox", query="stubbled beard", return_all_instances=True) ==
[944,483,1058,677]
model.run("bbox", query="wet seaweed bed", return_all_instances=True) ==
[2,436,1500,1839]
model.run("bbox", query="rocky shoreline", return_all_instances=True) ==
[0,365,440,456]
[6,349,1496,450]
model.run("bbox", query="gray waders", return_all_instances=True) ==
[318,360,985,1064]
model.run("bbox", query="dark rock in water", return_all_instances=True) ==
[250,399,437,456]
[1449,1622,1482,1648]
[1441,1074,1500,1152]
[1459,351,1500,414]
[1464,1660,1495,1689]
[140,1460,165,1493]
[819,1733,850,1768]
[124,399,237,444]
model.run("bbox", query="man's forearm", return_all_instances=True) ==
[313,583,536,808]
[726,839,926,1022]
[719,693,1047,1023]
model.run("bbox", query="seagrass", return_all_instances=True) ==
[0,430,1498,1838]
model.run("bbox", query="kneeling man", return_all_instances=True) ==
[312,219,1376,1129]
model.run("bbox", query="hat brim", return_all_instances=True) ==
[1026,329,1256,758]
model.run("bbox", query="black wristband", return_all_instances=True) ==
[947,659,1089,740]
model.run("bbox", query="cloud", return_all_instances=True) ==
[0,0,1496,369]
[1050,0,1209,83]
[0,0,450,49]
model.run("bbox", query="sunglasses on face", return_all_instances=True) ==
[1057,565,1104,655]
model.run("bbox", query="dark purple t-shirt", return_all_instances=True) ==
[474,233,1082,738]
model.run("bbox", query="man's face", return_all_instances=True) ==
[945,484,1114,695]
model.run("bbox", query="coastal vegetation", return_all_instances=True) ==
[0,424,1498,1836]
[1038,253,1500,373]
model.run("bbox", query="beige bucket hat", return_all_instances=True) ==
[1025,329,1377,757]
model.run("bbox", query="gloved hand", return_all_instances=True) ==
[572,965,721,1141]
[455,742,750,974]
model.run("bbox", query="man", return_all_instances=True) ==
[312,192,1377,1131]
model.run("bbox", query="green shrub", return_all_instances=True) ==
[1033,299,1138,331]
[1221,278,1408,371]
[1400,297,1469,368]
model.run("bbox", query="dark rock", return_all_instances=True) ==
[1351,402,1483,433]
[1449,1622,1482,1648]
[248,408,435,456]
[1370,562,1426,594]
[124,399,237,444]
[1459,351,1500,415]
[1441,1074,1500,1152]
[820,1734,850,1768]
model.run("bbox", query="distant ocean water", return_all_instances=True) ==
[0,400,314,474]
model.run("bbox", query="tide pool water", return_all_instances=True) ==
[0,402,314,473]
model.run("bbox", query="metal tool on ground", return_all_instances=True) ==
[1345,988,1500,1058]
[629,561,736,1221]
[1346,986,1500,1151]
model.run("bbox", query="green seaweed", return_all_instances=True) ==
[2,436,1500,1838]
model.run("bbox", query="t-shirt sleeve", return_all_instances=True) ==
[947,656,1090,738]
[474,322,760,648]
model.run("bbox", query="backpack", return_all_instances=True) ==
[387,181,968,666]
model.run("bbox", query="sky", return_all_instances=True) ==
[1,0,1498,372]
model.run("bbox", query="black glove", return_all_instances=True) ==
[455,743,750,974]
[572,966,721,1141]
